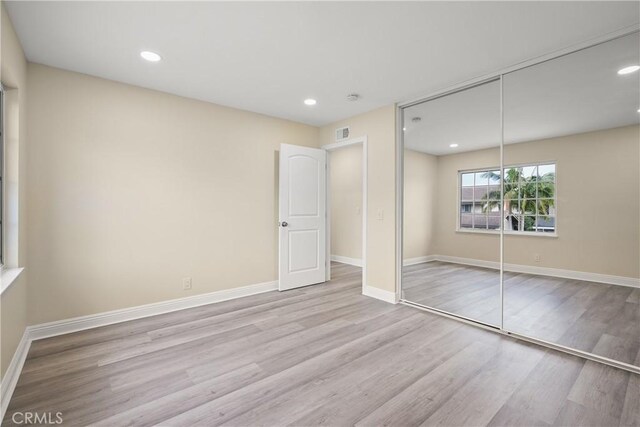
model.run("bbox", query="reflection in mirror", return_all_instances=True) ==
[503,33,640,367]
[402,79,501,326]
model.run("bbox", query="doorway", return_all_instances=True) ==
[324,137,367,292]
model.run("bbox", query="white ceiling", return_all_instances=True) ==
[6,1,640,126]
[404,33,640,155]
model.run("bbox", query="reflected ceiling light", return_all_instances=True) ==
[637,108,640,113]
[304,98,317,106]
[402,127,407,131]
[617,65,640,75]
[140,51,162,62]
[449,143,459,148]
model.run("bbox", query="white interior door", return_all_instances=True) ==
[279,144,327,291]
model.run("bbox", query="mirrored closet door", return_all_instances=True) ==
[503,33,640,368]
[401,31,639,371]
[402,79,502,327]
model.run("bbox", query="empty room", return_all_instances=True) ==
[0,1,639,426]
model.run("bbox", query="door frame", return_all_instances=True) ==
[322,136,367,294]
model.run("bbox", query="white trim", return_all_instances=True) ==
[0,330,30,421]
[323,136,368,295]
[395,104,404,305]
[362,285,397,304]
[28,280,278,341]
[0,267,24,295]
[330,255,362,267]
[426,255,640,289]
[403,255,436,266]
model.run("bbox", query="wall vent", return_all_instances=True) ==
[336,126,350,141]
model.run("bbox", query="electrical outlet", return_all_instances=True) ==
[182,277,192,290]
[534,254,541,263]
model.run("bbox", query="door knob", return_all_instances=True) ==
[281,221,288,227]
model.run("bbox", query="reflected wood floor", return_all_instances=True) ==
[403,261,640,367]
[4,262,639,426]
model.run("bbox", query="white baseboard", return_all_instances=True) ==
[435,255,499,270]
[1,331,30,421]
[403,255,437,266]
[330,255,363,267]
[429,255,640,288]
[362,285,397,304]
[28,280,279,341]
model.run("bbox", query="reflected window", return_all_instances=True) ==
[458,162,556,233]
[459,169,501,230]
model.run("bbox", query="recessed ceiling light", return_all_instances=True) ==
[304,98,317,106]
[449,143,459,148]
[617,65,640,75]
[140,51,162,62]
[637,108,640,113]
[402,127,407,131]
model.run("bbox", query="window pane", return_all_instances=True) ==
[461,187,474,201]
[504,182,518,200]
[521,166,537,180]
[537,181,555,199]
[522,199,536,214]
[473,215,488,229]
[461,173,474,186]
[488,185,501,200]
[535,216,556,232]
[488,212,501,230]
[460,214,473,228]
[474,172,489,186]
[522,215,536,231]
[504,167,519,184]
[474,186,488,201]
[519,181,536,199]
[489,170,501,183]
[538,164,556,181]
[505,197,519,213]
[537,199,555,216]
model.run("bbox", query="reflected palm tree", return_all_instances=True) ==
[481,168,555,231]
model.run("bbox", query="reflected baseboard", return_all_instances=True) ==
[403,255,437,266]
[412,254,640,288]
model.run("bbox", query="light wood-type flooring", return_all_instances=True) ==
[4,262,639,426]
[403,261,640,368]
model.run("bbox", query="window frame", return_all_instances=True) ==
[456,161,558,237]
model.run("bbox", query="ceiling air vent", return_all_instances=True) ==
[336,126,350,141]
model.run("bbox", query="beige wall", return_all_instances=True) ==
[409,125,639,278]
[26,64,321,324]
[502,125,639,278]
[403,149,437,260]
[321,106,397,293]
[1,3,29,378]
[433,145,502,263]
[329,144,362,260]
